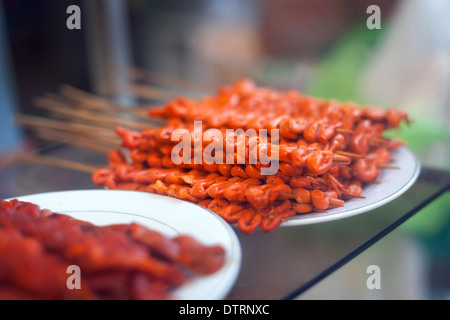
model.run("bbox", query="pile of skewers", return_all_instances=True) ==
[90,79,410,235]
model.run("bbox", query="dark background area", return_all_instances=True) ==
[1,0,399,116]
[2,0,89,116]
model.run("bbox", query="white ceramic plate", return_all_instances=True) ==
[282,146,421,226]
[9,189,242,300]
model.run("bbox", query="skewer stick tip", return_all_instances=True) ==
[377,163,400,170]
[335,128,354,134]
[334,150,365,159]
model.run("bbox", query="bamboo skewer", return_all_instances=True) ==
[33,96,154,130]
[15,114,119,140]
[59,84,129,111]
[34,129,115,155]
[14,153,100,174]
[55,84,167,127]
[15,115,121,152]
[58,85,151,120]
[335,128,354,134]
[341,193,366,199]
[334,150,365,159]
[377,163,400,170]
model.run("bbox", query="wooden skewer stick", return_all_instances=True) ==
[369,138,389,145]
[373,137,387,142]
[34,96,118,126]
[43,90,166,128]
[14,114,119,140]
[57,85,154,121]
[377,163,400,170]
[14,153,101,174]
[335,128,354,134]
[37,126,119,146]
[59,84,126,110]
[332,154,351,164]
[341,193,366,199]
[329,199,345,207]
[33,96,154,130]
[35,129,115,155]
[334,150,365,159]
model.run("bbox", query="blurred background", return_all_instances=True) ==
[0,0,449,299]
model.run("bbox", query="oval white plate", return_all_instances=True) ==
[282,146,421,226]
[9,190,242,300]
